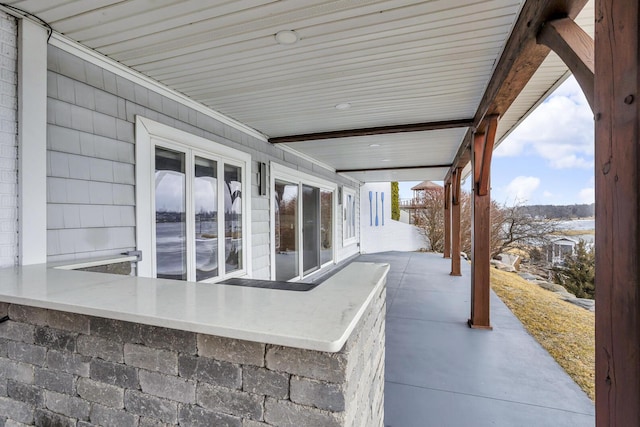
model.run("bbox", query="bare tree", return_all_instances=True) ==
[412,189,557,259]
[413,186,444,251]
[491,202,558,258]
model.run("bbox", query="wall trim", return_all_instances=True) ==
[18,18,47,265]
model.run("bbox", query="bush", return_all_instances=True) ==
[553,240,595,299]
[391,182,400,221]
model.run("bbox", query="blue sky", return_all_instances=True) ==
[399,76,595,206]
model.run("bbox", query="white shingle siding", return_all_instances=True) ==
[0,12,17,268]
[46,45,359,275]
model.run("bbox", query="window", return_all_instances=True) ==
[136,117,251,282]
[272,164,335,281]
[343,187,357,244]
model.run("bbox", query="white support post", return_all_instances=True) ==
[18,19,48,265]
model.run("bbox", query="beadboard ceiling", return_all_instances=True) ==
[5,0,593,182]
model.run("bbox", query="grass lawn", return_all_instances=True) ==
[490,268,595,400]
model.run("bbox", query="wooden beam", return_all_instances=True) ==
[444,181,451,259]
[269,119,473,144]
[469,127,495,330]
[446,0,589,182]
[594,0,640,424]
[450,168,462,276]
[336,164,451,173]
[474,115,498,196]
[537,17,594,110]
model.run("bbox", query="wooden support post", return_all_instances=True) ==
[444,181,451,259]
[450,169,462,276]
[469,116,498,330]
[537,17,594,111]
[594,0,640,424]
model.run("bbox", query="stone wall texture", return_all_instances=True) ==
[0,11,17,268]
[0,285,385,426]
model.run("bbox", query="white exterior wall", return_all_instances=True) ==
[0,12,17,268]
[44,44,359,278]
[360,182,427,254]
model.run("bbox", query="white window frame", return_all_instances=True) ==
[343,187,357,246]
[270,162,337,281]
[135,116,252,281]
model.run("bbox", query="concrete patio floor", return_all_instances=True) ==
[356,251,595,427]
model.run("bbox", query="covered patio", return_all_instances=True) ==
[358,251,594,426]
[0,0,638,425]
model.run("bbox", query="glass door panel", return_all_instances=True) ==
[320,190,333,265]
[302,185,320,275]
[194,157,218,281]
[275,180,298,281]
[224,164,243,273]
[155,147,187,280]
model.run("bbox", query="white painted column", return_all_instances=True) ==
[18,19,48,265]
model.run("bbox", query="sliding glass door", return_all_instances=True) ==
[303,185,320,275]
[275,180,299,281]
[273,171,335,281]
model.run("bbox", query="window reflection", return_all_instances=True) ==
[155,147,187,280]
[224,164,242,273]
[275,180,298,281]
[195,157,218,281]
[321,190,333,265]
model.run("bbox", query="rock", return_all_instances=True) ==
[533,281,568,293]
[518,272,540,281]
[460,252,468,260]
[554,291,576,299]
[490,260,516,272]
[564,298,595,312]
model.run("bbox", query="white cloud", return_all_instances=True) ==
[495,77,594,170]
[543,191,553,198]
[504,176,540,204]
[578,187,595,204]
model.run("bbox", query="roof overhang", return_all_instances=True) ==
[3,0,592,183]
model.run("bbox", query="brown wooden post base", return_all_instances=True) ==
[469,186,492,329]
[467,319,493,330]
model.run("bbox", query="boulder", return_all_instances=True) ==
[518,272,540,281]
[554,291,576,299]
[564,298,595,312]
[533,280,568,293]
[491,261,516,272]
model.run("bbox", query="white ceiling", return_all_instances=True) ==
[6,0,593,182]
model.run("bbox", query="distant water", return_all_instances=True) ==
[555,219,595,244]
[557,219,595,231]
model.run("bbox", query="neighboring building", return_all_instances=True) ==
[400,180,443,225]
[548,237,578,264]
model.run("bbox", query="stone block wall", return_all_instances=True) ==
[0,285,385,426]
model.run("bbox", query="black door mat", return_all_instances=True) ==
[218,278,319,291]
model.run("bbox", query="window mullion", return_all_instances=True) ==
[185,150,196,282]
[218,161,226,278]
[297,182,303,279]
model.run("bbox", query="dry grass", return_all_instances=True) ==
[490,268,595,400]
